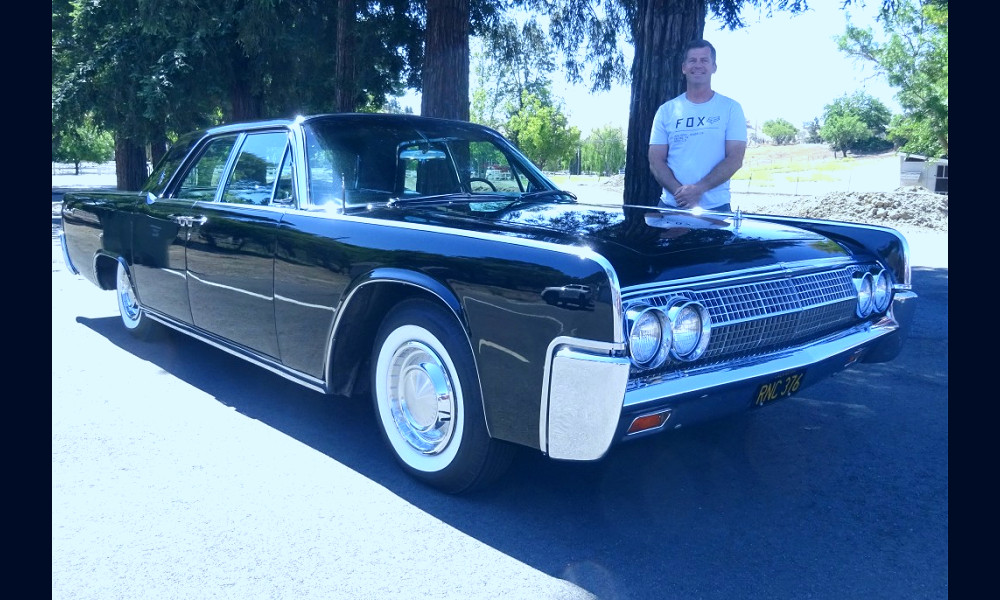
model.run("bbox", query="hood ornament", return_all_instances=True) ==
[733,206,743,232]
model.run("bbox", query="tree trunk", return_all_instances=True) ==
[150,133,168,169]
[624,0,705,208]
[421,0,470,121]
[227,48,265,121]
[334,0,358,112]
[229,76,265,122]
[115,134,148,191]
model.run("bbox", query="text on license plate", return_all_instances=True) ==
[754,370,806,406]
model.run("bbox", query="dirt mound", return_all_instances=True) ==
[739,186,948,232]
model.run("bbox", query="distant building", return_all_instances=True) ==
[899,154,948,194]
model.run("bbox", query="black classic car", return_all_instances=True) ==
[59,113,916,493]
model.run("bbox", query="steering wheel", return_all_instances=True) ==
[468,177,498,192]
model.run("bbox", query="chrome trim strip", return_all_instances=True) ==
[538,336,627,456]
[622,320,897,409]
[145,310,327,394]
[58,230,79,275]
[620,257,855,298]
[293,212,625,343]
[740,214,913,288]
[186,271,273,300]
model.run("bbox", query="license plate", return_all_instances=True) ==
[753,370,806,406]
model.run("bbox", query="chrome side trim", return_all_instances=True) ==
[293,212,625,343]
[623,318,898,409]
[58,229,80,275]
[145,310,327,394]
[539,336,629,460]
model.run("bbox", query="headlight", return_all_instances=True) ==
[666,300,711,361]
[854,272,874,317]
[872,269,892,313]
[626,306,671,368]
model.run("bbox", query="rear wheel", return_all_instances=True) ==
[372,299,515,493]
[116,261,158,339]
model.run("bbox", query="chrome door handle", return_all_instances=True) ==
[169,215,207,227]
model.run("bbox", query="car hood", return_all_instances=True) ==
[372,202,855,288]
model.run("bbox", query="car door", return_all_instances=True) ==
[131,134,240,324]
[184,130,293,358]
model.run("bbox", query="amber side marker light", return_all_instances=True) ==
[627,410,671,434]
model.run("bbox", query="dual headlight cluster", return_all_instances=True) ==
[854,268,893,318]
[626,299,711,370]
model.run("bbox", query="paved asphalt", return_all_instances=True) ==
[51,193,948,599]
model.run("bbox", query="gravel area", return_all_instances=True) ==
[732,186,948,233]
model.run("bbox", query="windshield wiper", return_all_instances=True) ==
[518,189,578,202]
[388,192,513,208]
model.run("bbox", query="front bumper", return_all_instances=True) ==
[541,291,915,461]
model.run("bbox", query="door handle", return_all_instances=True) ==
[169,215,207,227]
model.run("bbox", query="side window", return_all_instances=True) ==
[398,142,461,196]
[221,131,290,205]
[273,146,296,204]
[468,141,525,193]
[175,135,239,201]
[306,135,359,207]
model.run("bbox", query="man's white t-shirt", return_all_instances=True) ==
[649,92,747,209]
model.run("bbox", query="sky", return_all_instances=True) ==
[399,1,902,137]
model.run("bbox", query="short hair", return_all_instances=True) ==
[683,39,716,63]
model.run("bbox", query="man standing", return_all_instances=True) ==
[648,39,747,212]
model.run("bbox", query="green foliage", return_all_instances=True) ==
[887,114,942,157]
[52,114,115,170]
[804,118,823,143]
[471,16,556,129]
[821,92,893,155]
[837,0,947,156]
[581,126,626,176]
[761,118,798,145]
[505,92,581,170]
[819,114,868,158]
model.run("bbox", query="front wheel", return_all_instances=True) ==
[116,261,158,339]
[372,299,515,493]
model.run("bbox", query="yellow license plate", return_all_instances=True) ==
[753,370,806,406]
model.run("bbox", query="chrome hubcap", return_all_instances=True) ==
[386,341,456,454]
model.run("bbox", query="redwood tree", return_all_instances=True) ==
[421,0,471,120]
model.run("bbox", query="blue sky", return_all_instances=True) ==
[399,2,901,136]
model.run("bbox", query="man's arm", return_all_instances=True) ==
[673,139,747,208]
[648,143,681,196]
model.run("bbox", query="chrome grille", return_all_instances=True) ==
[624,265,868,367]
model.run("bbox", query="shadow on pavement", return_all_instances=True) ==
[74,266,947,600]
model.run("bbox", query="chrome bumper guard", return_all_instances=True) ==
[58,229,80,275]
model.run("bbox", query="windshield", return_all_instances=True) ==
[302,116,565,210]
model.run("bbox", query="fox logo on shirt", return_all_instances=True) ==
[674,116,709,128]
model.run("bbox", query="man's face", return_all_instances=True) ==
[682,46,716,84]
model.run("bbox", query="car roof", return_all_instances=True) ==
[200,113,493,137]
